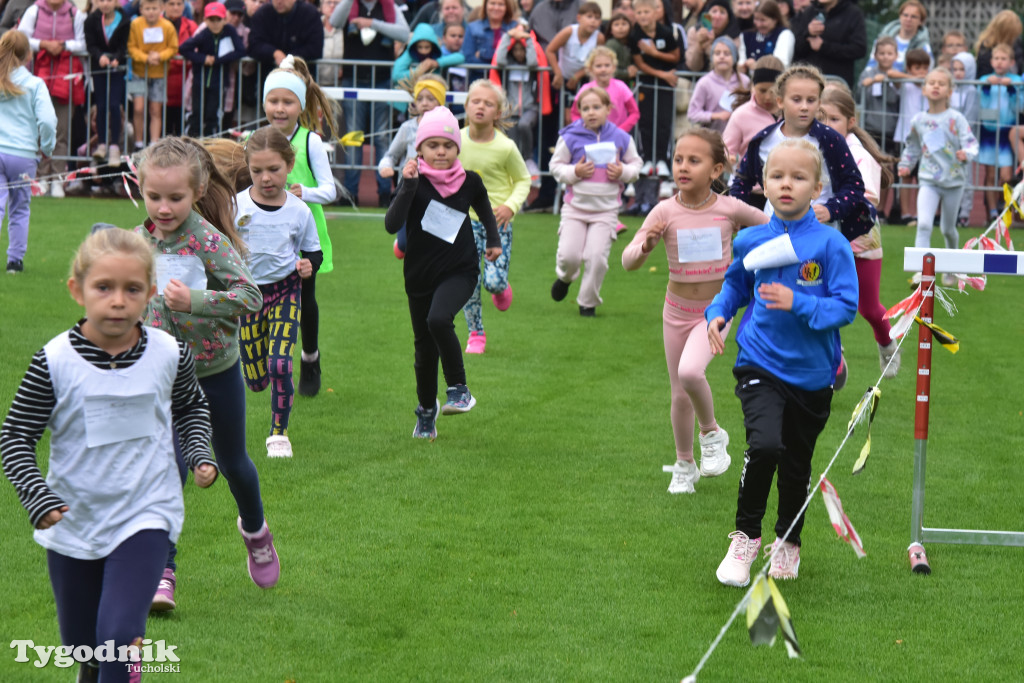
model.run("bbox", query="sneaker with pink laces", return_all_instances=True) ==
[492,283,513,311]
[150,568,176,612]
[465,331,486,354]
[766,539,801,580]
[716,531,762,587]
[238,518,280,588]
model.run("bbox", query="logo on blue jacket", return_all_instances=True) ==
[797,260,822,286]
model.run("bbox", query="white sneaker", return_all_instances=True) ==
[108,144,121,166]
[623,183,635,197]
[656,160,671,177]
[92,143,108,161]
[266,434,292,458]
[659,180,675,199]
[36,179,48,196]
[878,340,901,378]
[766,539,801,580]
[640,161,654,176]
[663,460,699,494]
[50,181,65,198]
[716,531,761,587]
[698,428,731,477]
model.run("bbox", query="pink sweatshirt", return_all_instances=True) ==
[687,70,750,134]
[722,98,776,164]
[622,193,767,283]
[570,79,641,133]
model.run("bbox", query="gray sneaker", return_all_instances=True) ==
[413,399,439,439]
[442,384,476,415]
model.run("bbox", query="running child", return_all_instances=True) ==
[688,36,749,134]
[899,67,978,284]
[722,55,782,171]
[551,86,641,316]
[134,137,279,608]
[0,30,56,274]
[1,228,216,683]
[379,74,447,258]
[263,55,339,396]
[570,46,641,133]
[235,126,322,457]
[459,79,531,354]
[384,106,500,439]
[708,139,858,587]
[623,130,767,493]
[819,86,903,377]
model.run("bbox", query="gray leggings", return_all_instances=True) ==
[915,181,965,249]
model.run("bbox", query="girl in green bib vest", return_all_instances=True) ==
[263,56,340,397]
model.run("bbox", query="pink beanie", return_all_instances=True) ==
[415,107,461,152]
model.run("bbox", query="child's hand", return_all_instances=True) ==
[35,506,69,530]
[759,282,794,311]
[147,51,160,65]
[642,220,667,253]
[163,279,193,312]
[111,59,119,68]
[493,204,514,229]
[296,258,313,278]
[485,246,502,261]
[707,317,728,355]
[380,166,395,178]
[712,110,731,121]
[351,16,373,29]
[193,463,218,488]
[288,183,304,198]
[551,71,564,90]
[812,204,831,223]
[607,160,623,181]
[662,71,678,87]
[897,166,910,177]
[955,150,968,162]
[99,55,111,68]
[627,65,638,78]
[402,158,419,179]
[205,55,216,66]
[575,159,595,179]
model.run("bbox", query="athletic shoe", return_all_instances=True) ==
[36,179,48,196]
[766,539,801,580]
[640,160,654,176]
[393,239,405,259]
[465,331,486,354]
[6,259,23,274]
[615,222,628,235]
[551,278,570,302]
[50,181,65,198]
[879,340,901,378]
[78,662,100,682]
[526,159,541,187]
[659,180,675,199]
[298,356,321,396]
[623,183,635,198]
[656,160,671,177]
[716,531,762,587]
[108,144,121,167]
[92,143,108,162]
[492,283,513,311]
[834,354,848,391]
[413,399,439,439]
[663,459,699,494]
[150,568,176,612]
[266,434,292,458]
[698,428,731,477]
[442,384,476,415]
[579,305,596,317]
[237,517,280,588]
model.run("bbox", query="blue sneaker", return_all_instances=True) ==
[442,384,476,415]
[413,399,439,439]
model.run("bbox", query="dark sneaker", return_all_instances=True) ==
[442,384,476,415]
[298,357,321,396]
[6,259,23,274]
[238,518,280,588]
[579,306,596,317]
[551,278,569,302]
[413,399,439,439]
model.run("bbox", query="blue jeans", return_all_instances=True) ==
[341,75,391,199]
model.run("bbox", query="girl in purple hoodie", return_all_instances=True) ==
[688,36,749,134]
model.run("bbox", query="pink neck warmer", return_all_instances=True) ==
[418,157,466,198]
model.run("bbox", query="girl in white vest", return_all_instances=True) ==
[0,228,216,683]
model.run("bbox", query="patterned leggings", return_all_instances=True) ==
[240,273,302,436]
[463,219,513,334]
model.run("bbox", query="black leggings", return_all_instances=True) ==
[300,272,318,355]
[408,273,477,407]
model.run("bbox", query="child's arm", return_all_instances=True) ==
[296,207,323,278]
[618,81,641,131]
[170,341,217,487]
[290,134,338,205]
[548,137,581,184]
[0,352,69,529]
[385,162,418,233]
[180,224,262,318]
[158,23,179,62]
[33,79,57,157]
[127,23,149,63]
[819,131,868,224]
[955,113,979,163]
[177,33,207,63]
[391,50,414,85]
[614,138,643,185]
[622,204,668,270]
[898,121,922,175]
[497,145,532,222]
[545,26,571,89]
[215,30,247,64]
[705,244,755,329]
[437,50,465,69]
[686,77,714,125]
[525,36,538,67]
[729,142,761,203]
[470,176,502,261]
[378,124,411,177]
[494,32,513,66]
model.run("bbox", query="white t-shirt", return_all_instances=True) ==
[235,190,320,285]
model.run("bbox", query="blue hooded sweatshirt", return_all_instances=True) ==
[705,210,858,391]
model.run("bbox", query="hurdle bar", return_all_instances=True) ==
[322,88,468,106]
[904,249,1024,575]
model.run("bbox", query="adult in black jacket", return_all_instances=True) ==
[248,0,323,75]
[84,2,131,161]
[791,0,866,88]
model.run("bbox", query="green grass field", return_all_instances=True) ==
[1,197,1022,682]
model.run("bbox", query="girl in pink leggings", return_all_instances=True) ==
[623,129,768,494]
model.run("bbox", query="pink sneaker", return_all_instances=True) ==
[238,518,280,588]
[615,222,627,235]
[466,331,486,354]
[491,283,513,311]
[393,239,405,260]
[150,568,176,612]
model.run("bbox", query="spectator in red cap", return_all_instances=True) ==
[180,1,247,136]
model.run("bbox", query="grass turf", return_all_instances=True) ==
[1,197,1022,682]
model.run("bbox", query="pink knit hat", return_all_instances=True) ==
[415,107,461,153]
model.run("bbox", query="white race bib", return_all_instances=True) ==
[143,27,164,44]
[584,141,616,166]
[422,199,467,244]
[217,37,235,58]
[871,82,882,98]
[246,226,289,255]
[676,227,723,263]
[84,394,157,448]
[156,254,206,294]
[742,233,799,271]
[922,127,946,155]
